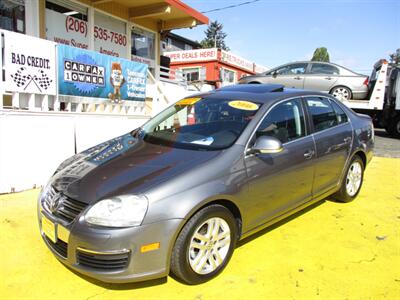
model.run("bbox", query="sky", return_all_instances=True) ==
[175,0,400,75]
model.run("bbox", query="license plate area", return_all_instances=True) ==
[41,214,56,243]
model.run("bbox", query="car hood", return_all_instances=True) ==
[51,133,221,204]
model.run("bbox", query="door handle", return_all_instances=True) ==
[304,149,315,160]
[324,77,333,80]
[294,76,302,80]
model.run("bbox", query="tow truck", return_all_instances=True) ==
[341,58,400,138]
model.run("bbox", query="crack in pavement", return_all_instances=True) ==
[86,290,109,300]
[350,255,377,264]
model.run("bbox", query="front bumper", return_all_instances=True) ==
[38,207,183,283]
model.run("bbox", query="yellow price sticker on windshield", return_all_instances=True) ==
[176,97,201,106]
[228,100,259,111]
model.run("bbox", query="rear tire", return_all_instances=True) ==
[330,86,352,101]
[333,155,364,202]
[170,205,237,285]
[387,115,400,138]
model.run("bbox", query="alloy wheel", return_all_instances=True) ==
[332,87,351,101]
[188,217,231,275]
[346,161,362,196]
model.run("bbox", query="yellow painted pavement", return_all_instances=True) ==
[0,157,399,300]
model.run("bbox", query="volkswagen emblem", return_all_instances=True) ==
[49,193,63,213]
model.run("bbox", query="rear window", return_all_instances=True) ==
[330,101,349,124]
[309,63,339,75]
[306,97,338,132]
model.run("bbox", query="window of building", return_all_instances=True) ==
[182,68,200,82]
[306,97,338,132]
[309,63,339,75]
[184,44,193,50]
[255,99,306,144]
[0,0,25,33]
[132,27,155,61]
[221,68,236,84]
[45,0,87,21]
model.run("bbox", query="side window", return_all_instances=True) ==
[309,63,339,75]
[255,98,306,144]
[276,63,307,75]
[330,100,349,124]
[306,97,338,132]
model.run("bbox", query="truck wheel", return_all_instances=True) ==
[170,205,237,285]
[330,86,352,101]
[333,155,364,203]
[388,115,400,138]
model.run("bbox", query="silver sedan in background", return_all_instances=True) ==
[239,61,369,101]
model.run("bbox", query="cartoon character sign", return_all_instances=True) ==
[108,62,125,103]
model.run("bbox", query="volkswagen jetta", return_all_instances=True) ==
[38,84,374,284]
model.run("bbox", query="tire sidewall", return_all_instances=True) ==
[173,205,237,284]
[330,86,352,101]
[342,156,364,201]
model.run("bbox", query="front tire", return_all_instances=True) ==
[387,115,400,138]
[330,86,352,101]
[170,205,237,284]
[334,155,364,202]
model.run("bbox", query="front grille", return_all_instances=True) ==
[42,186,87,223]
[77,250,130,271]
[44,236,68,258]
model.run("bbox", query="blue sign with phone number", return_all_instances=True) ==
[57,44,148,101]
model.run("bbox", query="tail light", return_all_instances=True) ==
[363,77,369,86]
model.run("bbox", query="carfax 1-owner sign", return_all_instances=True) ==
[57,44,148,101]
[3,30,57,95]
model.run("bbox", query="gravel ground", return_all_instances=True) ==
[374,128,400,158]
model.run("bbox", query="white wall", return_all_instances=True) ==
[0,111,149,193]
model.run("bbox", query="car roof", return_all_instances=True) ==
[192,84,331,104]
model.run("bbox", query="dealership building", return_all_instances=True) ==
[164,48,268,89]
[0,0,208,113]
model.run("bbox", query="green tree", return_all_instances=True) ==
[200,20,230,50]
[311,47,330,62]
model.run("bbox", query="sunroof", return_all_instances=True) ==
[218,84,284,93]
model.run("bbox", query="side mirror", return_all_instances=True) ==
[249,136,283,154]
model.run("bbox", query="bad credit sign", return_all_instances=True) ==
[3,30,57,95]
[164,48,218,62]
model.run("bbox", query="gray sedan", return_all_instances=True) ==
[239,61,369,101]
[38,84,374,285]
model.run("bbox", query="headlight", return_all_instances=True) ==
[84,195,148,227]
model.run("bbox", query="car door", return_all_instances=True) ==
[263,63,308,89]
[303,63,339,93]
[304,96,353,198]
[243,98,315,229]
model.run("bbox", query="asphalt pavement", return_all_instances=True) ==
[374,128,400,158]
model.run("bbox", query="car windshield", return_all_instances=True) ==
[138,97,261,150]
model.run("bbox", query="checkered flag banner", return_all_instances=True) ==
[11,67,52,93]
[11,67,30,88]
[35,70,53,90]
